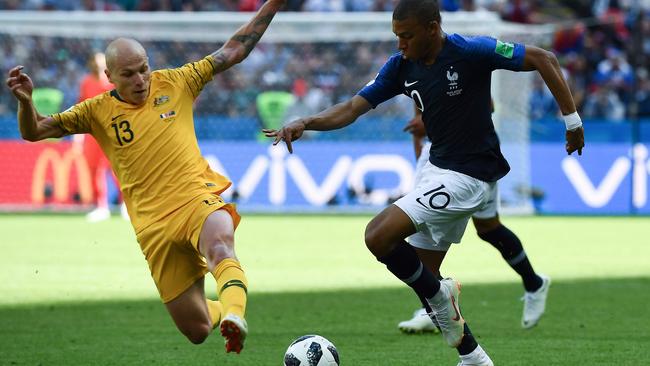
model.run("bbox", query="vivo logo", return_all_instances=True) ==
[562,144,650,208]
[205,145,414,206]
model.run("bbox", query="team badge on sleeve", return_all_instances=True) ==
[495,40,514,59]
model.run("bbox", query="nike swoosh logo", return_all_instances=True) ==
[111,114,126,121]
[404,80,419,87]
[450,295,461,321]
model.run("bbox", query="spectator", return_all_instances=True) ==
[583,85,626,122]
[598,0,630,42]
[441,0,460,12]
[594,47,634,103]
[256,90,295,140]
[238,0,261,11]
[346,0,374,11]
[553,22,586,55]
[500,0,533,23]
[635,68,650,117]
[302,0,344,11]
[460,0,480,12]
[80,0,122,11]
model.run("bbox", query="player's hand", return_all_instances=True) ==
[263,120,306,154]
[565,127,584,155]
[403,115,426,139]
[5,66,34,104]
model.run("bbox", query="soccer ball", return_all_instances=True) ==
[283,334,340,366]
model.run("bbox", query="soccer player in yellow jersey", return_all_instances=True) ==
[5,0,286,353]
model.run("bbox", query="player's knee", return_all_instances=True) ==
[183,323,211,345]
[473,217,501,235]
[207,230,235,248]
[202,233,235,263]
[364,221,385,254]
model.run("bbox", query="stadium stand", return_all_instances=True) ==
[1,1,649,143]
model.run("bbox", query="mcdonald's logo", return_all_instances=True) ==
[31,147,93,204]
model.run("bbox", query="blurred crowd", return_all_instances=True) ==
[0,36,413,123]
[530,0,650,122]
[1,0,650,126]
[0,0,554,12]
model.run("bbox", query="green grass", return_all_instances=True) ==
[1,215,649,365]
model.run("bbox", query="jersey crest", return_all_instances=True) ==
[446,66,462,97]
[153,95,170,107]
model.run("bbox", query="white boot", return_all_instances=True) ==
[427,278,465,347]
[522,274,551,329]
[86,207,110,223]
[398,308,440,334]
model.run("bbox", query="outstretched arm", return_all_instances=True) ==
[210,0,286,74]
[263,95,372,153]
[522,45,584,155]
[5,66,65,142]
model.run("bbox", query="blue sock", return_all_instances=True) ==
[478,225,542,292]
[456,324,478,355]
[377,242,441,299]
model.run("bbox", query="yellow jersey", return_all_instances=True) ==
[53,57,232,233]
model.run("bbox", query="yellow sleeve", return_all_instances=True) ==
[162,57,216,99]
[51,99,94,135]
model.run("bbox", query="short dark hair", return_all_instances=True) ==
[393,0,441,25]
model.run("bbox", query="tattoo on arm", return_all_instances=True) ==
[209,31,263,75]
[232,32,262,54]
[210,51,230,74]
[232,14,274,56]
[208,8,279,75]
[255,14,275,27]
[253,14,275,33]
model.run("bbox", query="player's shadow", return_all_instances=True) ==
[1,277,648,366]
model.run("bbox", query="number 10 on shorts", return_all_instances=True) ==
[416,184,451,210]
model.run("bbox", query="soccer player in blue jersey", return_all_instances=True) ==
[265,0,584,364]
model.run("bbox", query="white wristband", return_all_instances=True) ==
[563,111,582,130]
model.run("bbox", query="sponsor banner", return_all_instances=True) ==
[531,143,650,214]
[201,142,416,209]
[200,141,528,212]
[0,141,92,206]
[0,141,420,210]
[2,140,648,214]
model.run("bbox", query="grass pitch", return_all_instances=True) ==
[0,214,648,365]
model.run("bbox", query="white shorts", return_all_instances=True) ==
[414,142,499,220]
[399,146,497,252]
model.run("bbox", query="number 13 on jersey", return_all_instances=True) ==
[111,120,134,146]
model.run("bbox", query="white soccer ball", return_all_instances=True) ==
[283,334,340,366]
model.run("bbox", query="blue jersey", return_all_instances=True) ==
[358,34,526,182]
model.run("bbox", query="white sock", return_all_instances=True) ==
[461,345,483,359]
[460,345,492,364]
